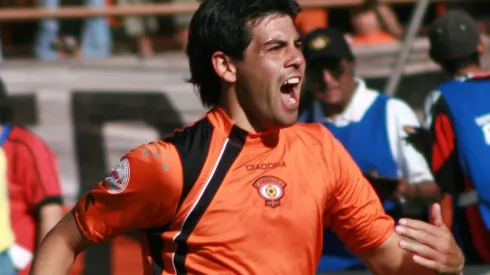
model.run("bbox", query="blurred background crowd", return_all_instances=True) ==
[0,0,490,274]
[0,0,488,60]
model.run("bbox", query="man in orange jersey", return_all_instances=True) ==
[30,0,464,274]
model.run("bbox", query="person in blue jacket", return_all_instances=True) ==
[298,27,441,272]
[424,10,490,265]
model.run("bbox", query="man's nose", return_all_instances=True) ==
[322,70,336,84]
[285,47,305,70]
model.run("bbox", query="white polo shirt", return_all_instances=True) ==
[423,90,441,128]
[327,79,434,185]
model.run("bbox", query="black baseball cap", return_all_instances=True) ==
[302,28,354,66]
[429,10,480,62]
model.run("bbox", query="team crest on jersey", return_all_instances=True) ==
[253,176,287,208]
[104,158,130,194]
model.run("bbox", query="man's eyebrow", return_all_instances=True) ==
[263,39,287,46]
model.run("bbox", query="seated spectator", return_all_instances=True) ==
[172,0,199,50]
[349,2,402,45]
[35,0,111,60]
[120,0,196,56]
[119,0,158,57]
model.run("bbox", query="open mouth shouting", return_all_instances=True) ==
[280,76,301,110]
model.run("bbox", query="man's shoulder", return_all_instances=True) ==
[124,117,214,168]
[6,126,55,156]
[286,122,335,147]
[386,97,418,116]
[9,126,46,145]
[125,140,178,165]
[289,121,328,135]
[163,115,214,151]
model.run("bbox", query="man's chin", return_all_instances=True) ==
[318,90,343,104]
[276,112,298,128]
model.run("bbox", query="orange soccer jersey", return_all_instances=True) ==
[73,107,394,274]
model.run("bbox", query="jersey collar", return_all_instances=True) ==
[207,107,281,147]
[311,78,371,124]
[454,71,490,82]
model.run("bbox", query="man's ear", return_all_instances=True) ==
[476,41,485,55]
[343,60,356,75]
[211,51,237,84]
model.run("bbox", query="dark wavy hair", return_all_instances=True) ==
[436,52,481,76]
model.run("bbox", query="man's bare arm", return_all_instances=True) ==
[401,180,442,203]
[373,3,404,38]
[36,204,64,247]
[360,204,464,275]
[30,212,93,275]
[361,232,434,275]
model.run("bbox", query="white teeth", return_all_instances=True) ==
[284,77,300,85]
[288,97,297,104]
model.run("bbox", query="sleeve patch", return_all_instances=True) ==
[104,158,130,194]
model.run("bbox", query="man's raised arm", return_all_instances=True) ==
[30,212,92,275]
[360,203,463,275]
[29,141,183,274]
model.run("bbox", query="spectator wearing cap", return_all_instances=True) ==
[298,28,440,272]
[423,10,490,264]
[0,78,64,275]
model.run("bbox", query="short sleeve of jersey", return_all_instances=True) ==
[73,141,183,244]
[16,131,63,212]
[319,126,395,254]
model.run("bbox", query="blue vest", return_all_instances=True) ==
[299,94,399,272]
[0,124,11,146]
[439,78,490,229]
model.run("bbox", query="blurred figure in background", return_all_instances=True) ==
[295,8,328,36]
[349,0,402,45]
[35,0,111,59]
[120,0,196,56]
[171,0,199,50]
[119,0,159,57]
[0,87,16,274]
[80,0,112,58]
[0,78,64,275]
[299,28,440,273]
[424,10,490,265]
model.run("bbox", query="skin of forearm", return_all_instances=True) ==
[405,181,442,202]
[374,4,404,38]
[30,213,90,275]
[36,204,64,247]
[29,230,78,275]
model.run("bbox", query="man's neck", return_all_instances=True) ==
[321,104,345,120]
[454,65,485,78]
[218,91,265,134]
